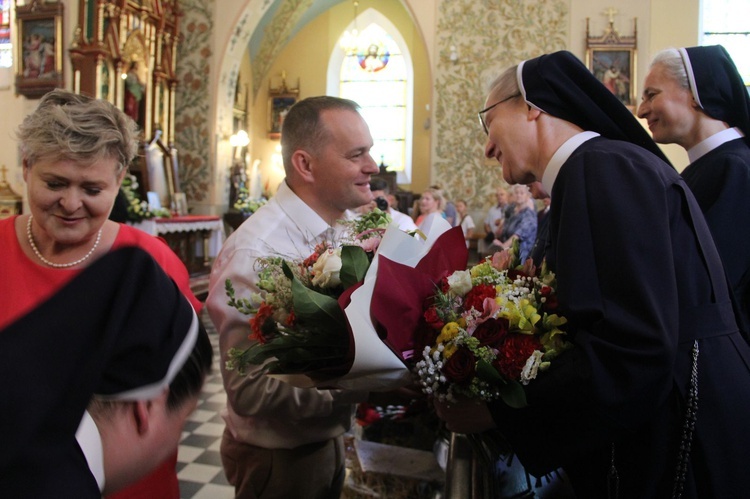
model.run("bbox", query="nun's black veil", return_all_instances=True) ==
[681,45,750,146]
[0,246,201,495]
[519,50,671,165]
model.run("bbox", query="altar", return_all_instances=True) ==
[129,215,225,275]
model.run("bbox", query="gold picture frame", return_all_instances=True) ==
[267,94,297,140]
[15,0,64,99]
[585,16,637,109]
[267,71,299,139]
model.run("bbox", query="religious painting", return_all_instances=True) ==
[268,95,296,140]
[357,42,390,73]
[585,16,638,110]
[587,48,635,107]
[15,1,63,99]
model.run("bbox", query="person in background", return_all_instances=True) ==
[436,50,750,498]
[481,186,511,256]
[527,181,551,267]
[430,184,458,226]
[414,186,445,228]
[368,177,417,231]
[0,89,203,499]
[206,96,379,498]
[0,246,212,497]
[492,183,537,261]
[638,45,750,337]
[454,198,475,248]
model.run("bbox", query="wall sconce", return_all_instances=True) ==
[230,130,250,159]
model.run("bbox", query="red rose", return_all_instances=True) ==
[423,306,445,330]
[356,403,382,426]
[443,347,476,385]
[472,317,509,347]
[540,290,559,313]
[464,284,496,313]
[250,302,275,344]
[493,333,542,380]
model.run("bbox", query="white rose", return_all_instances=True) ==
[311,248,342,288]
[447,270,473,296]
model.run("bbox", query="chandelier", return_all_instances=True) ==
[339,1,361,56]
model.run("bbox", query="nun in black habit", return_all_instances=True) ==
[435,50,750,498]
[639,44,750,337]
[0,246,212,498]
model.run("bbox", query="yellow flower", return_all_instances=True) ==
[437,322,461,343]
[499,299,540,332]
[443,343,458,358]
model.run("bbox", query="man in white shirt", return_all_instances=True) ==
[367,177,418,232]
[206,96,380,498]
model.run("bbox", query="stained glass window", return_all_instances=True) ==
[338,22,411,180]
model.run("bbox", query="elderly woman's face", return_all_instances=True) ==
[23,156,123,247]
[637,64,699,147]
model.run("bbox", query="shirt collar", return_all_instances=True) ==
[75,410,105,492]
[275,180,354,241]
[687,127,744,163]
[541,131,600,193]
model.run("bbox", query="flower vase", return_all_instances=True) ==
[444,430,533,498]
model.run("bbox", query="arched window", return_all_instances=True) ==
[701,0,750,84]
[328,9,413,184]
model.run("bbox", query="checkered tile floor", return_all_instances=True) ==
[176,311,234,498]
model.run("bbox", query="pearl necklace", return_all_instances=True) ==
[26,215,103,269]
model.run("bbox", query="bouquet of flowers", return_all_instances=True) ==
[121,173,171,221]
[224,213,469,391]
[414,239,571,408]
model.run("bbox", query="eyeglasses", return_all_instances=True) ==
[478,93,521,135]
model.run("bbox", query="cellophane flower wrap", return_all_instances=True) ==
[223,211,467,391]
[415,239,572,408]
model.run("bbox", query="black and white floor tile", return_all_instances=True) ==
[176,312,234,498]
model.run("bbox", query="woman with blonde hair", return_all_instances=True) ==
[414,186,446,228]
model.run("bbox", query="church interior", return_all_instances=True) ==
[0,0,744,497]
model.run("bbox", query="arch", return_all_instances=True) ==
[327,7,414,184]
[209,0,430,211]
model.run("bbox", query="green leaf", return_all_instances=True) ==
[340,245,370,288]
[287,268,347,331]
[281,260,295,280]
[476,359,503,383]
[499,380,528,408]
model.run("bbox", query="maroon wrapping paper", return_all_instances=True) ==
[370,226,468,361]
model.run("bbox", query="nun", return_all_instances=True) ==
[435,50,750,498]
[0,246,212,498]
[639,45,750,335]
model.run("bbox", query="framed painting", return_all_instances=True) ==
[585,17,638,110]
[15,1,64,99]
[587,48,636,107]
[268,94,296,139]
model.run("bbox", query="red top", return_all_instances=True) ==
[0,216,201,330]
